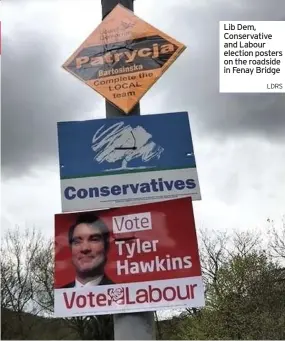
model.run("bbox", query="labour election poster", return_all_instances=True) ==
[57,111,201,212]
[62,4,186,113]
[54,198,205,317]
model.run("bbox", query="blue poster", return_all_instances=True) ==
[57,111,201,212]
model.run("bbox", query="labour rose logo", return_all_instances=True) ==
[108,287,125,303]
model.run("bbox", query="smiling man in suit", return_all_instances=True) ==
[62,212,114,288]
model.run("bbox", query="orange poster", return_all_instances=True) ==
[62,4,186,114]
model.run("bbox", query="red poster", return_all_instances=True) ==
[54,198,205,317]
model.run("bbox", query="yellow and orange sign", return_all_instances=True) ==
[62,4,186,114]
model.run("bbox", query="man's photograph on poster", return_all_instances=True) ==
[60,212,114,288]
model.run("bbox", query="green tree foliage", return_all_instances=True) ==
[159,228,285,340]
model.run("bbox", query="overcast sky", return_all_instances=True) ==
[2,0,285,248]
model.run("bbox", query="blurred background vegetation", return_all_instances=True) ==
[1,217,284,339]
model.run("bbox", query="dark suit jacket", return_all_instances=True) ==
[60,274,114,288]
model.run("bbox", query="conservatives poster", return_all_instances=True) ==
[57,111,201,212]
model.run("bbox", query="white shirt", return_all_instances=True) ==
[75,275,103,288]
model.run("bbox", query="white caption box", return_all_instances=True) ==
[219,21,285,93]
[112,212,152,234]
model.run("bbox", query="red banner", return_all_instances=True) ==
[54,198,205,316]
